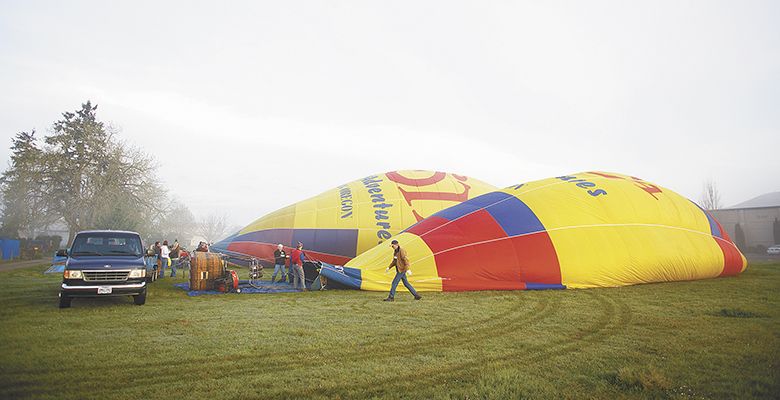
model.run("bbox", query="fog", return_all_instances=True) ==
[1,1,778,228]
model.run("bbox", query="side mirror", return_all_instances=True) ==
[146,249,155,257]
[56,249,68,257]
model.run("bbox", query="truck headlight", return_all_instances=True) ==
[128,269,146,278]
[63,270,83,279]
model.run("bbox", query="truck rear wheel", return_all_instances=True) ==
[133,289,147,305]
[59,294,72,308]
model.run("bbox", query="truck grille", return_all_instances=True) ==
[82,270,130,281]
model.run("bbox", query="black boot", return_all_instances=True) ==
[383,296,394,302]
[414,295,422,300]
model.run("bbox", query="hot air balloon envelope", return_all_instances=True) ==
[213,170,496,265]
[324,171,747,291]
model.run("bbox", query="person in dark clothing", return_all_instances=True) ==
[154,241,162,278]
[384,240,422,302]
[271,244,288,283]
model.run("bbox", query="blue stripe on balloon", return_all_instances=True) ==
[433,191,513,221]
[525,283,566,290]
[690,200,722,239]
[319,264,362,289]
[232,228,359,258]
[484,195,546,236]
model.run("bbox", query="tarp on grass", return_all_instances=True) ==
[174,280,301,296]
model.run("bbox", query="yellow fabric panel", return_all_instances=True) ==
[353,176,405,253]
[513,172,713,234]
[240,205,296,234]
[549,225,725,288]
[356,232,442,292]
[510,171,728,287]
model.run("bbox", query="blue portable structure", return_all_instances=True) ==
[0,239,20,260]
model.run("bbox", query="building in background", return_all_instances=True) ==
[710,192,780,252]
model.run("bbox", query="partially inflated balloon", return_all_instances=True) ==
[323,171,746,291]
[213,171,496,265]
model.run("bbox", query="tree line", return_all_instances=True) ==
[0,101,228,247]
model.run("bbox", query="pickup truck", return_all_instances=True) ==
[58,230,149,308]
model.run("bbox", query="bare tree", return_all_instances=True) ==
[197,213,229,243]
[155,201,197,244]
[700,180,722,210]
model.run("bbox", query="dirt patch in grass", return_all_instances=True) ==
[606,366,672,392]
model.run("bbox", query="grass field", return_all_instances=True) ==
[0,262,778,400]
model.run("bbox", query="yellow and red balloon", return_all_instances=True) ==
[323,171,747,291]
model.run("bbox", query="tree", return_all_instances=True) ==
[197,213,229,243]
[41,102,164,242]
[0,101,167,243]
[155,201,197,244]
[699,180,722,210]
[0,131,55,237]
[734,223,746,251]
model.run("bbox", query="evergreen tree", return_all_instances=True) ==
[1,101,170,243]
[0,131,52,237]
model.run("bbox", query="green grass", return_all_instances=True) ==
[0,263,778,400]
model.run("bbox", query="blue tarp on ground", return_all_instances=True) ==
[174,280,301,296]
[44,264,66,274]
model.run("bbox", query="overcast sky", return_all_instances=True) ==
[1,1,778,228]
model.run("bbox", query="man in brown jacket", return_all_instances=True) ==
[384,240,422,301]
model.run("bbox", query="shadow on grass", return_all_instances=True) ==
[715,308,766,318]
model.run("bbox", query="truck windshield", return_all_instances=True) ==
[71,233,143,257]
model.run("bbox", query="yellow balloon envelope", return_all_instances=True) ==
[323,171,747,291]
[213,170,496,265]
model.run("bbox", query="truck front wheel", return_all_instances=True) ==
[133,289,147,305]
[59,294,72,308]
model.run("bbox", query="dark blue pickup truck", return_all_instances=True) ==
[58,230,150,308]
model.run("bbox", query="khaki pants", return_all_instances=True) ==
[292,264,305,290]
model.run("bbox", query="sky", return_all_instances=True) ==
[1,0,778,228]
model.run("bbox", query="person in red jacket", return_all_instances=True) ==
[290,242,307,290]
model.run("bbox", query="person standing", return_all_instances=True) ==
[169,239,180,278]
[160,240,170,279]
[154,241,163,279]
[145,242,156,277]
[384,240,422,302]
[290,242,307,291]
[196,241,209,252]
[271,244,288,283]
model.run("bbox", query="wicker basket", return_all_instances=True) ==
[190,252,224,291]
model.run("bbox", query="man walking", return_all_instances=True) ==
[384,240,422,302]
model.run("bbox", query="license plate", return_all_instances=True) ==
[97,286,112,295]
